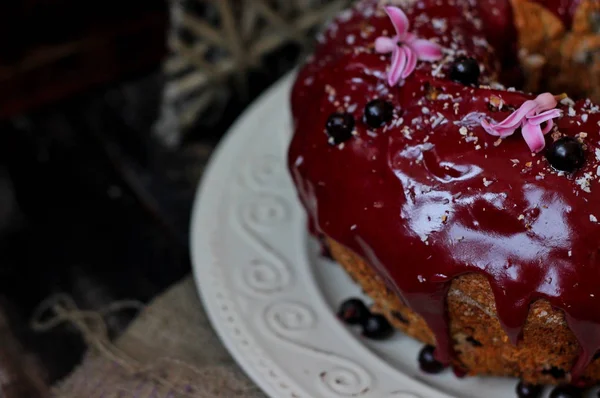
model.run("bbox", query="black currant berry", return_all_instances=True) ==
[450,56,481,86]
[337,298,370,325]
[326,113,355,145]
[418,345,445,374]
[546,137,585,172]
[364,99,394,128]
[362,314,393,340]
[516,381,543,398]
[549,385,582,398]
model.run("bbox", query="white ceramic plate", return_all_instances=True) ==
[190,73,582,398]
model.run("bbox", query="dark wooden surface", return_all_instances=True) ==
[0,0,167,118]
[0,0,307,383]
[0,304,50,398]
[0,37,301,395]
[0,71,190,384]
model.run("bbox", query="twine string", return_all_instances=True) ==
[31,294,214,397]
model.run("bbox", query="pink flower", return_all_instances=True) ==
[481,93,562,153]
[375,6,443,86]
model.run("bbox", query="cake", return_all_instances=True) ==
[288,0,600,389]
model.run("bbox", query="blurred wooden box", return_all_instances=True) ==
[0,0,168,118]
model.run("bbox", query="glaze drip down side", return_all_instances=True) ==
[288,0,600,379]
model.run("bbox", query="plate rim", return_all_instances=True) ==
[190,73,299,398]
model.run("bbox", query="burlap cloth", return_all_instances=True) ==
[51,276,266,398]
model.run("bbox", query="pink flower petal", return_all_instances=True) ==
[375,37,396,54]
[403,32,417,43]
[388,48,407,86]
[481,120,520,137]
[401,46,417,79]
[486,100,538,132]
[522,122,546,153]
[527,109,562,125]
[408,38,443,61]
[481,91,560,150]
[385,6,410,39]
[480,120,502,136]
[533,93,558,112]
[541,118,554,135]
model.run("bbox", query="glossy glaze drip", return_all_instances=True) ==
[288,0,600,378]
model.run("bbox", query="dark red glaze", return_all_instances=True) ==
[288,0,600,379]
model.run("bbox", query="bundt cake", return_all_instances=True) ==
[288,0,600,389]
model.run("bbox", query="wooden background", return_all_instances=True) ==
[0,1,327,396]
[0,1,171,396]
[0,0,167,118]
